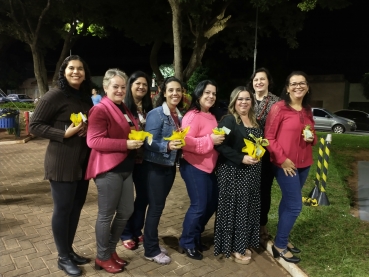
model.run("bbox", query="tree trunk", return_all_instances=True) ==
[150,38,164,85]
[30,45,49,96]
[183,36,208,82]
[168,0,183,81]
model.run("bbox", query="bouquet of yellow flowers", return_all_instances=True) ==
[212,126,230,135]
[164,126,190,147]
[70,112,87,126]
[241,133,269,160]
[302,125,314,140]
[128,130,153,145]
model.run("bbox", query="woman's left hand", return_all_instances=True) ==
[304,136,314,143]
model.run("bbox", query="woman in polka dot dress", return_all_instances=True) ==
[214,86,262,265]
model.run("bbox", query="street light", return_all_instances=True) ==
[253,7,258,73]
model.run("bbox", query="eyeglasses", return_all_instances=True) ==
[289,81,308,88]
[237,97,252,102]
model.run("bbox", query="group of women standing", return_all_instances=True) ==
[30,54,316,276]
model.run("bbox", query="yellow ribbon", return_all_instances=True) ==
[241,134,269,160]
[164,126,190,147]
[128,130,153,145]
[212,127,225,135]
[70,113,87,126]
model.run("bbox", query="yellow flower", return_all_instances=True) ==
[164,126,190,147]
[70,112,87,126]
[128,130,153,145]
[241,134,269,160]
[212,127,225,135]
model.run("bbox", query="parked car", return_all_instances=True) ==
[311,107,356,133]
[333,109,369,131]
[6,94,34,103]
[0,96,10,103]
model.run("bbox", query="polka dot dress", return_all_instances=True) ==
[214,127,262,258]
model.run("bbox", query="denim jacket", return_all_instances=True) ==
[144,102,183,166]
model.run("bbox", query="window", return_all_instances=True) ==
[313,109,328,117]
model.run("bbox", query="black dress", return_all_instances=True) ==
[214,126,262,257]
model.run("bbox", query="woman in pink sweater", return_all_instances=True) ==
[178,80,225,260]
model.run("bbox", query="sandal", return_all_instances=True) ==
[230,252,251,265]
[122,240,136,250]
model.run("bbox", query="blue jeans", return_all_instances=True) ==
[143,161,176,257]
[120,163,148,241]
[273,165,310,249]
[179,159,218,249]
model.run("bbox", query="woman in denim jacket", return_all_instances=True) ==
[143,77,184,265]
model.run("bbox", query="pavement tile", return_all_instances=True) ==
[0,139,292,277]
[2,266,32,277]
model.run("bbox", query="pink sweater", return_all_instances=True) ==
[182,110,219,173]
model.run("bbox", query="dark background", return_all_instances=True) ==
[6,0,369,96]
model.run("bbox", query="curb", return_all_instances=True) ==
[265,241,309,277]
[0,134,35,145]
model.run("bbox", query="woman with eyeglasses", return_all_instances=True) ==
[214,86,262,265]
[265,71,316,264]
[247,68,280,244]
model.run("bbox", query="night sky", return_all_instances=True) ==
[6,0,369,94]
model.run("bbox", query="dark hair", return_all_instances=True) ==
[182,82,188,90]
[247,67,274,93]
[58,55,92,99]
[156,76,184,108]
[189,80,218,114]
[281,71,312,110]
[124,71,153,117]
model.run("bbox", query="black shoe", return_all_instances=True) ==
[271,245,300,264]
[69,251,91,265]
[287,245,301,254]
[196,243,210,253]
[58,257,82,276]
[178,246,203,260]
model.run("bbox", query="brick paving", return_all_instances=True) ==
[0,138,291,277]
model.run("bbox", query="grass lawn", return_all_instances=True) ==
[268,132,369,277]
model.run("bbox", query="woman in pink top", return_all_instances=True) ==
[265,71,316,264]
[178,80,225,260]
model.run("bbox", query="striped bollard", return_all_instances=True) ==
[317,134,332,206]
[309,137,325,199]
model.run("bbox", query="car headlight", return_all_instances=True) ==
[347,121,355,126]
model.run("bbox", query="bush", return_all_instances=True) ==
[0,102,35,110]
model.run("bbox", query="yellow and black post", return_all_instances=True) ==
[317,134,332,206]
[309,137,325,199]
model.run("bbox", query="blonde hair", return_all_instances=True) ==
[102,68,128,88]
[228,86,259,128]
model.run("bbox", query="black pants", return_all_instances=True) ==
[260,150,275,226]
[50,180,89,257]
[143,161,176,257]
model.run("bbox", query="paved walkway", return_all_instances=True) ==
[0,138,291,277]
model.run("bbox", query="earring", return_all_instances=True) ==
[307,90,310,94]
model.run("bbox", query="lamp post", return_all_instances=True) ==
[253,7,258,73]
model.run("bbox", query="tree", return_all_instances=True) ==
[0,0,52,95]
[116,0,350,83]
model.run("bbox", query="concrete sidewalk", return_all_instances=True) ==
[0,138,292,277]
